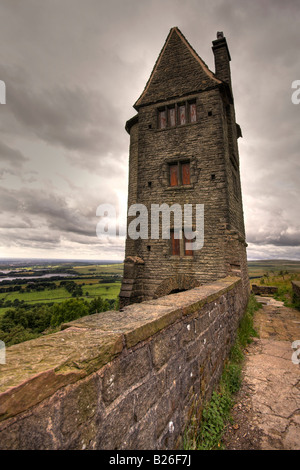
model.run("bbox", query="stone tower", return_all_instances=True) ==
[119,28,249,307]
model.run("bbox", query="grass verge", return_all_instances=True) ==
[182,294,261,450]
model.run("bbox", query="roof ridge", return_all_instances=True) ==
[134,27,175,109]
[134,27,221,109]
[174,27,218,81]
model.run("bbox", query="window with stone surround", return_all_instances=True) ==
[158,100,197,129]
[170,229,194,257]
[169,160,190,187]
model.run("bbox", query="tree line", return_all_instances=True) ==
[0,296,118,347]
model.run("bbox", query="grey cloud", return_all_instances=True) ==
[0,141,28,166]
[7,80,126,156]
[247,232,300,247]
[0,0,300,259]
[0,185,121,246]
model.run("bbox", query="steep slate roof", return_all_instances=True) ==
[134,27,221,109]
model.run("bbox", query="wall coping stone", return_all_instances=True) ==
[0,276,240,422]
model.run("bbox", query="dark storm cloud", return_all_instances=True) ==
[248,232,300,247]
[0,65,126,156]
[0,186,96,237]
[0,184,125,257]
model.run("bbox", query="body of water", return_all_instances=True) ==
[0,273,76,283]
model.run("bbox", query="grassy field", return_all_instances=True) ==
[81,282,121,299]
[1,260,299,319]
[248,260,300,279]
[0,261,123,319]
[72,264,123,276]
[0,282,121,305]
[0,281,121,321]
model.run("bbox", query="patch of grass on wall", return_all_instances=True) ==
[183,294,261,450]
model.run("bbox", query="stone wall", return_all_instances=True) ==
[292,281,300,299]
[0,276,248,450]
[251,284,278,296]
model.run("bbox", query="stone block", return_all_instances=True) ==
[101,346,151,405]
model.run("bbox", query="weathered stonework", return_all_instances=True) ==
[292,281,300,299]
[120,28,249,307]
[0,276,247,450]
[252,285,278,296]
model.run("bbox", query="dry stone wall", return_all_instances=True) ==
[292,281,300,299]
[0,276,247,450]
[251,284,278,296]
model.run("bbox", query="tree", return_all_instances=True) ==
[89,297,110,314]
[50,298,89,327]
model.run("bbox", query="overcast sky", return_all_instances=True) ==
[0,0,299,261]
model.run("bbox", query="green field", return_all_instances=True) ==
[1,260,299,320]
[72,263,123,276]
[248,260,300,279]
[0,282,121,305]
[81,282,121,299]
[0,260,122,321]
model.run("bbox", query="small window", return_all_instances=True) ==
[158,109,167,129]
[169,164,179,187]
[168,106,176,127]
[189,102,197,123]
[157,100,197,129]
[168,161,190,187]
[184,231,194,257]
[179,104,186,125]
[170,229,194,256]
[181,162,190,185]
[171,230,180,256]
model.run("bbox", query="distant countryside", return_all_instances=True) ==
[0,258,299,347]
[0,259,122,346]
[248,259,300,310]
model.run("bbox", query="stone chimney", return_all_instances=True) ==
[212,32,232,91]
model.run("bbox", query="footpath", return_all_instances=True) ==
[223,297,300,450]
